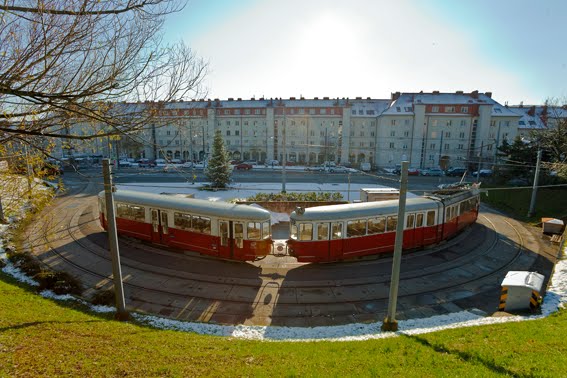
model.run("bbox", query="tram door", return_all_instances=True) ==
[326,222,343,260]
[218,220,244,259]
[150,208,168,244]
[403,213,416,249]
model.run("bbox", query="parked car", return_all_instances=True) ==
[305,165,326,172]
[329,166,349,173]
[137,159,155,168]
[234,163,253,170]
[118,160,132,168]
[472,169,493,177]
[421,168,444,176]
[408,167,420,176]
[266,159,279,166]
[445,167,467,177]
[242,160,257,166]
[180,161,194,168]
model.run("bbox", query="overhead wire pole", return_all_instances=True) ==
[382,160,409,332]
[102,159,129,320]
[527,149,542,218]
[282,110,287,193]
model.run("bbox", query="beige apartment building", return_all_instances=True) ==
[130,91,520,170]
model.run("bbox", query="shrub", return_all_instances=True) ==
[9,252,42,276]
[91,289,115,306]
[245,191,343,202]
[35,270,83,295]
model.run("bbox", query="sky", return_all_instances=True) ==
[163,0,567,105]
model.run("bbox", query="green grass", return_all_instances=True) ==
[482,186,567,223]
[1,275,567,377]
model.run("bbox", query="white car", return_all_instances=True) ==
[329,166,348,173]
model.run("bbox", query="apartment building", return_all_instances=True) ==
[62,91,524,170]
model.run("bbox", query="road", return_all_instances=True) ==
[103,167,466,193]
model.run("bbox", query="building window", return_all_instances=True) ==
[360,142,364,147]
[432,106,439,112]
[390,130,395,137]
[491,120,496,127]
[351,110,356,115]
[446,120,452,126]
[402,144,408,149]
[360,131,365,137]
[445,131,451,138]
[370,131,375,137]
[389,142,395,149]
[166,130,171,136]
[309,109,316,115]
[505,121,510,127]
[487,144,493,151]
[460,120,466,127]
[444,143,449,150]
[429,154,434,161]
[370,142,374,147]
[234,109,240,115]
[404,119,410,126]
[404,131,410,137]
[461,106,468,113]
[432,120,438,127]
[226,130,231,136]
[320,109,326,115]
[445,106,455,112]
[430,143,436,149]
[458,144,464,150]
[391,119,396,126]
[459,132,465,139]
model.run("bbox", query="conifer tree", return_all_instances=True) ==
[205,130,232,188]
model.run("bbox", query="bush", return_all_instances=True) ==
[246,191,343,202]
[34,270,83,295]
[9,252,42,276]
[91,289,115,306]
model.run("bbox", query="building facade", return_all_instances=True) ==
[74,91,528,169]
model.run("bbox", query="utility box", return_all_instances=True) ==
[542,218,564,234]
[498,271,544,312]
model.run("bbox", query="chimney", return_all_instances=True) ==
[228,98,234,101]
[527,106,535,116]
[237,98,242,101]
[485,92,492,98]
[355,96,362,100]
[314,97,319,100]
[471,90,479,99]
[323,96,329,100]
[290,97,296,100]
[432,91,440,94]
[391,92,401,101]
[456,90,464,95]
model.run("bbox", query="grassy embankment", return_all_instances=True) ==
[0,277,566,376]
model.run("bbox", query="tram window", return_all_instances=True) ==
[291,224,298,239]
[174,212,192,230]
[262,221,271,239]
[247,222,262,240]
[299,223,313,241]
[347,219,366,237]
[332,222,342,239]
[367,217,386,234]
[445,207,451,220]
[116,203,145,221]
[426,211,436,226]
[405,213,415,229]
[192,216,211,234]
[416,213,424,228]
[317,223,329,240]
[386,216,397,232]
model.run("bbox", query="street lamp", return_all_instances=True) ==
[282,115,287,193]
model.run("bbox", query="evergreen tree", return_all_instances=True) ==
[205,130,232,188]
[497,136,537,177]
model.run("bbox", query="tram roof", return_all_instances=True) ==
[99,190,271,221]
[290,197,438,222]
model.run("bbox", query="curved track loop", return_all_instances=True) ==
[26,188,549,327]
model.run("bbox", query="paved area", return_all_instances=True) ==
[23,181,561,327]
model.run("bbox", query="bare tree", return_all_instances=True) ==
[0,0,207,156]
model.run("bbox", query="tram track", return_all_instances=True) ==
[34,192,533,325]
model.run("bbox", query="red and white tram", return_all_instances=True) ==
[98,190,273,261]
[287,189,480,263]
